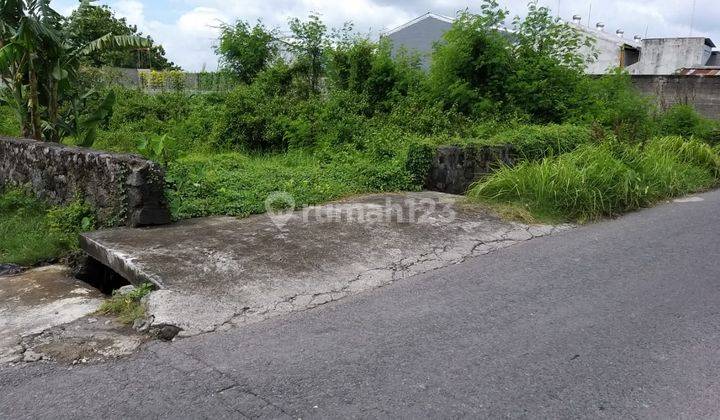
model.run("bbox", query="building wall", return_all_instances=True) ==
[386,17,453,70]
[584,35,626,74]
[632,75,720,120]
[629,38,712,75]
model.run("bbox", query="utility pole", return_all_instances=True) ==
[689,0,697,36]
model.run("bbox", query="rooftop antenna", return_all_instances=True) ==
[689,0,697,36]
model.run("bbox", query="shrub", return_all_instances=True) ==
[577,71,656,142]
[0,189,92,265]
[212,84,291,151]
[404,141,436,185]
[658,104,717,140]
[485,124,594,160]
[47,199,96,245]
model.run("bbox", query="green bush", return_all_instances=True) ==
[483,124,594,160]
[577,71,656,142]
[658,104,717,140]
[404,141,436,185]
[469,137,719,221]
[212,84,292,151]
[0,189,94,265]
[47,199,96,245]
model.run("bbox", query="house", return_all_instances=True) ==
[384,13,718,77]
[384,12,639,74]
[569,18,641,74]
[383,13,455,70]
[627,37,717,75]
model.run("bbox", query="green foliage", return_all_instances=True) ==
[469,137,719,221]
[507,2,596,123]
[64,1,175,69]
[0,104,20,136]
[288,14,330,96]
[484,124,594,160]
[428,1,595,123]
[212,83,292,151]
[97,283,154,324]
[428,4,513,116]
[405,141,436,185]
[47,199,96,245]
[576,70,655,142]
[166,150,417,219]
[0,189,92,265]
[216,20,277,84]
[658,104,717,141]
[93,88,223,156]
[0,0,151,142]
[137,133,171,164]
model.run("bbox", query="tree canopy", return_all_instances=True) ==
[64,0,175,69]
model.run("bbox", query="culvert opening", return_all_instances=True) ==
[73,255,131,296]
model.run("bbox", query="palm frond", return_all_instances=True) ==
[80,34,152,55]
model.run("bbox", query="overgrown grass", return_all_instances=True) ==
[0,105,20,137]
[167,149,417,219]
[97,283,154,324]
[468,137,720,222]
[0,189,95,266]
[477,124,596,160]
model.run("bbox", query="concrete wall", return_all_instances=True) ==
[574,24,641,75]
[631,75,720,120]
[628,38,714,75]
[0,137,171,227]
[426,145,515,194]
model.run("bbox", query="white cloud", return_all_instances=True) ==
[113,0,145,26]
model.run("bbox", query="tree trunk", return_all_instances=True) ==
[28,58,42,141]
[47,77,60,142]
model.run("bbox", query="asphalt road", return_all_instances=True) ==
[2,190,720,419]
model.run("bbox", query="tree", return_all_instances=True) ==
[215,20,277,84]
[288,14,329,96]
[0,0,151,142]
[428,1,514,116]
[64,0,175,69]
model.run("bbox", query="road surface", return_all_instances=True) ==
[2,190,720,418]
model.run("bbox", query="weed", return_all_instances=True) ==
[97,283,154,324]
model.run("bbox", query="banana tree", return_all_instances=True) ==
[0,0,150,142]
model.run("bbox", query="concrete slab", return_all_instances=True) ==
[81,192,573,336]
[0,266,104,363]
[0,266,147,364]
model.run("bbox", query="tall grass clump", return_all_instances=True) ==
[469,144,643,220]
[469,137,720,221]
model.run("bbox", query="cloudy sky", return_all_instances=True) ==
[50,0,718,71]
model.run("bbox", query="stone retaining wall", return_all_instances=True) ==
[426,145,515,194]
[0,137,170,227]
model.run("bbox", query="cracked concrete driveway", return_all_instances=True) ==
[81,192,572,336]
